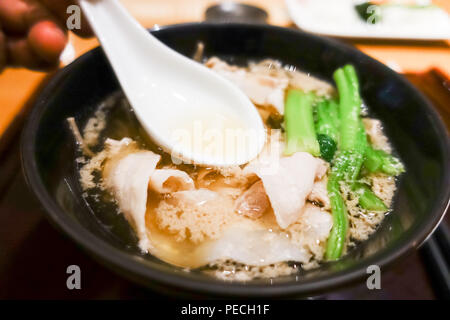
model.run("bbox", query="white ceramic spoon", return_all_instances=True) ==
[79,0,266,166]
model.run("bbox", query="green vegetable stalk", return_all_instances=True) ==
[284,89,320,156]
[334,66,361,153]
[333,65,366,181]
[326,64,365,260]
[325,157,349,260]
[316,100,340,142]
[352,182,387,211]
[318,64,402,260]
[364,147,405,176]
[316,100,340,162]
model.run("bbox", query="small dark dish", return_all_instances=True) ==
[21,24,450,297]
[205,3,268,24]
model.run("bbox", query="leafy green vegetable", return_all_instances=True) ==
[314,64,403,260]
[315,100,340,162]
[363,147,405,176]
[284,89,320,156]
[315,100,340,143]
[355,1,435,25]
[333,65,367,181]
[325,155,349,260]
[380,153,405,176]
[335,66,361,153]
[352,182,387,211]
[317,134,337,162]
[363,146,384,172]
[326,64,365,260]
[355,2,381,24]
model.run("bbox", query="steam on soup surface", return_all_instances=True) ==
[76,56,403,280]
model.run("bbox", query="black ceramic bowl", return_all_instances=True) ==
[21,23,450,297]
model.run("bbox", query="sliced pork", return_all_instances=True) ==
[288,204,333,259]
[234,180,270,219]
[149,169,195,193]
[205,57,288,114]
[308,178,330,209]
[202,220,310,267]
[103,150,161,251]
[244,152,327,229]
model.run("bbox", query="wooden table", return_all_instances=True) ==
[0,0,449,137]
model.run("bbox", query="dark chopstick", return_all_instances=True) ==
[420,225,450,300]
[434,223,450,267]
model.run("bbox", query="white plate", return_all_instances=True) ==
[285,0,450,40]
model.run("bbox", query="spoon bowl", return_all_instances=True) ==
[79,0,266,166]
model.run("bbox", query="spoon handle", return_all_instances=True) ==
[78,0,174,95]
[79,0,165,53]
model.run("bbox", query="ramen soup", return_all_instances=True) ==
[76,56,404,280]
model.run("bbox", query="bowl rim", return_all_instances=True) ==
[21,22,450,297]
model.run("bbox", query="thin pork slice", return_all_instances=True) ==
[244,152,326,229]
[149,169,195,193]
[308,178,330,209]
[205,57,288,114]
[103,150,161,252]
[234,180,270,219]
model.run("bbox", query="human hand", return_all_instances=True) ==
[0,0,92,71]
